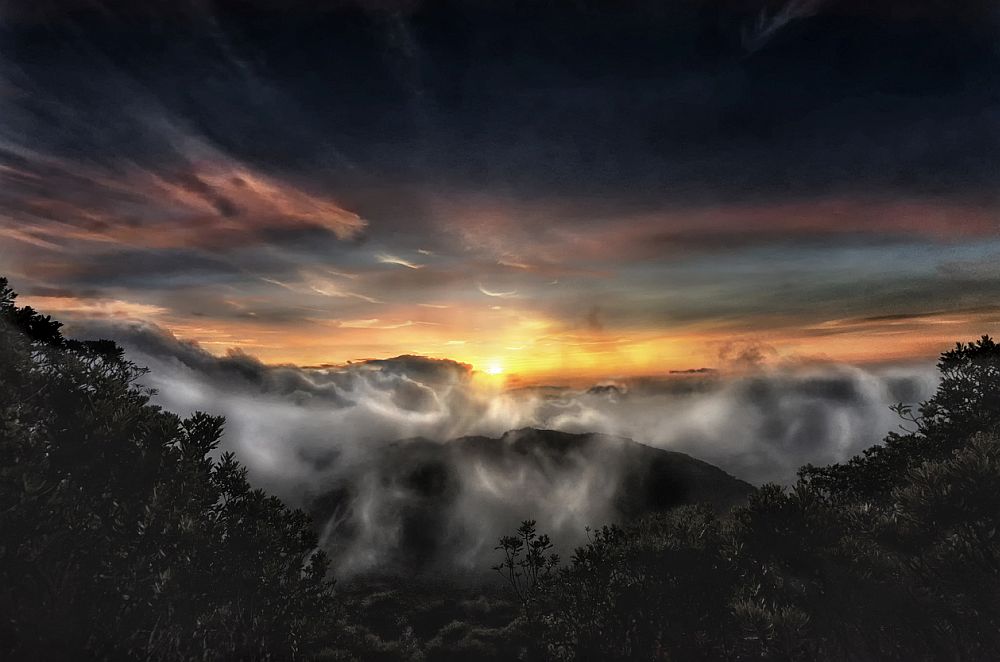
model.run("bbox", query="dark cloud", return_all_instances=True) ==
[74,320,479,411]
[361,354,471,386]
[3,0,999,213]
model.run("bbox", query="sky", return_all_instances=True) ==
[4,0,1000,383]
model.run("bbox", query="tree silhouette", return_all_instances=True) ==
[800,335,1000,502]
[0,277,336,660]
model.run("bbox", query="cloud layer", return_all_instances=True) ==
[74,321,939,575]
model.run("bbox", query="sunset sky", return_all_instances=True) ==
[3,0,1000,382]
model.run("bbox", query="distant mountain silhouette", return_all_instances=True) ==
[309,429,752,576]
[450,428,752,516]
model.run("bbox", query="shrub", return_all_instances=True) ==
[0,278,336,660]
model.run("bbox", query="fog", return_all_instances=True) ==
[73,321,939,576]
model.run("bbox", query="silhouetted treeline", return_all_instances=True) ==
[0,277,335,660]
[496,337,1000,660]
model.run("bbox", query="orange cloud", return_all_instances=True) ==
[18,295,168,319]
[38,285,997,384]
[1,143,366,252]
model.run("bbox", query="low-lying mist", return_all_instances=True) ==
[73,321,939,577]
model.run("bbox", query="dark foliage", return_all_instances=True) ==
[321,580,525,662]
[492,521,560,659]
[799,335,1000,502]
[0,278,336,660]
[497,335,1000,661]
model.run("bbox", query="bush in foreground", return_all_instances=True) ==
[0,278,335,660]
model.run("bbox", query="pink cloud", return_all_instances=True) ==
[1,144,366,252]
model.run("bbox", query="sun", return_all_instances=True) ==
[485,360,504,375]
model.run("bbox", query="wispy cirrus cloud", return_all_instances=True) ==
[0,142,366,253]
[376,253,424,269]
[741,0,828,53]
[477,283,518,298]
[336,319,438,330]
[260,274,382,304]
[16,295,168,319]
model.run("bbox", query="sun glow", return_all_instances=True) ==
[485,360,505,375]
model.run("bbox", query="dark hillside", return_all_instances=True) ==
[454,428,752,515]
[308,428,751,577]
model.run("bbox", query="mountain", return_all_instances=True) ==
[451,428,752,516]
[308,428,752,576]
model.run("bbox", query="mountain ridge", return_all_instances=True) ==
[310,428,752,576]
